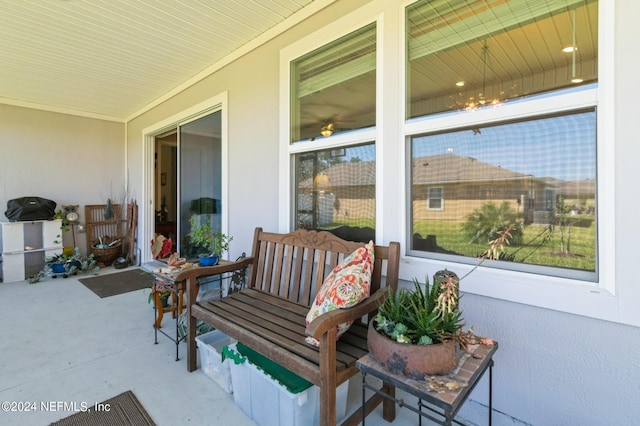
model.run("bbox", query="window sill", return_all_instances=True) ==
[399,255,625,326]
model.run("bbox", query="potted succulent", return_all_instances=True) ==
[369,273,466,377]
[188,216,232,266]
[368,229,508,378]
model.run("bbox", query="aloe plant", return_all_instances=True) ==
[375,277,464,345]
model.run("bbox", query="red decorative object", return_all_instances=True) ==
[151,235,173,259]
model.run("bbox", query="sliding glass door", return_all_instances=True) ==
[179,111,221,258]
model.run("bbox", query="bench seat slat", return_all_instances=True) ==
[238,288,310,316]
[204,300,318,361]
[194,289,368,370]
[219,292,308,329]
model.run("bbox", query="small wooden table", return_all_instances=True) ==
[151,259,246,360]
[357,342,498,425]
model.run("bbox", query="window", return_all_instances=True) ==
[290,23,376,143]
[427,187,443,210]
[406,0,598,282]
[410,110,597,280]
[280,0,618,322]
[288,22,377,242]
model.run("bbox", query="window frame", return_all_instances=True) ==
[401,0,616,309]
[279,9,384,238]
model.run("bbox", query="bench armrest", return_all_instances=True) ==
[305,287,392,339]
[177,256,254,283]
[181,256,254,302]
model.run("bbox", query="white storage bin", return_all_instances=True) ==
[224,342,349,426]
[195,330,233,393]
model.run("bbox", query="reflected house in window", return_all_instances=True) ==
[297,160,376,241]
[299,162,375,220]
[411,154,595,226]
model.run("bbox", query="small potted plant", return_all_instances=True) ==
[188,216,232,266]
[28,252,99,283]
[148,289,171,308]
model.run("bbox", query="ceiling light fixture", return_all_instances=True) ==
[567,9,583,84]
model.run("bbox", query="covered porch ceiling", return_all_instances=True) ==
[0,0,320,121]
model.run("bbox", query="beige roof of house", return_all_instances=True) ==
[301,161,375,189]
[412,154,528,184]
[301,154,594,194]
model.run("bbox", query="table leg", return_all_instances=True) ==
[177,287,185,317]
[171,292,178,319]
[153,292,158,344]
[489,360,494,426]
[154,290,165,329]
[174,306,180,361]
[361,372,367,426]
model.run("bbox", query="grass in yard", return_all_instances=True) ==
[413,220,596,271]
[317,217,595,271]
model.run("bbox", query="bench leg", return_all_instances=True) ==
[186,277,198,372]
[319,331,337,426]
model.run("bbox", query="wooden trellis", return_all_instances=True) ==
[85,202,138,265]
[85,204,125,263]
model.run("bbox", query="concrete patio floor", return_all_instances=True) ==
[0,266,491,426]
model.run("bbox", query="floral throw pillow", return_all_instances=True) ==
[305,241,375,347]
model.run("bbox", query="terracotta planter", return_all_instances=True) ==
[367,321,460,379]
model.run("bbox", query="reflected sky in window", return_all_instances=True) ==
[412,110,596,181]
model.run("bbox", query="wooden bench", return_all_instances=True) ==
[185,227,400,426]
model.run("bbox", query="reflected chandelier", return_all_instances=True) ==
[451,40,505,112]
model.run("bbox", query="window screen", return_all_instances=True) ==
[290,23,376,142]
[294,143,375,242]
[409,110,597,280]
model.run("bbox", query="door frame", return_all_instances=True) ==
[141,92,228,263]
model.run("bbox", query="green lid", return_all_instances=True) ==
[221,344,246,365]
[226,343,313,394]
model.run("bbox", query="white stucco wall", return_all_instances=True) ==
[0,104,125,254]
[458,293,640,425]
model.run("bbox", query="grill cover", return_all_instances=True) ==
[4,197,57,221]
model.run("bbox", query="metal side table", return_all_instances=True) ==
[357,342,498,425]
[151,258,247,360]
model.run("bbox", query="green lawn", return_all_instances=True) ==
[413,220,596,271]
[321,217,596,271]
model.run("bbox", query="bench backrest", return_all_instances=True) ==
[247,227,400,307]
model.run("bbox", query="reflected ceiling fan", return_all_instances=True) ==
[313,114,355,138]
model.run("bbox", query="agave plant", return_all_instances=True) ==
[375,276,464,345]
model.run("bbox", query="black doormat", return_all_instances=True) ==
[79,268,153,298]
[49,390,156,426]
